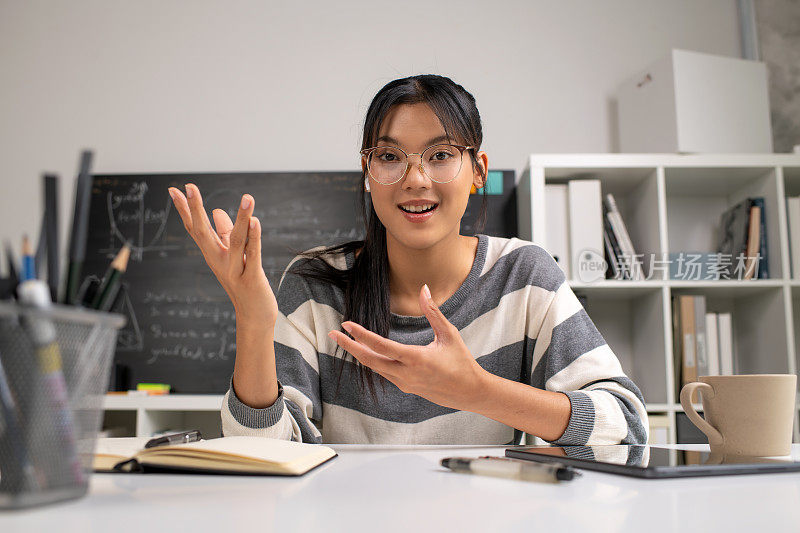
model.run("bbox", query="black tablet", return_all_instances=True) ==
[505,445,800,479]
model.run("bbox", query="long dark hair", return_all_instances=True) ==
[293,74,488,400]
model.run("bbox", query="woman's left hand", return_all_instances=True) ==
[328,284,488,411]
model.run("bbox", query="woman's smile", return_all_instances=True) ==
[397,199,440,223]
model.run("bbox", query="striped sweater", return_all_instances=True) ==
[220,234,649,445]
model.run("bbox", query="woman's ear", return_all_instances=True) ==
[472,151,489,189]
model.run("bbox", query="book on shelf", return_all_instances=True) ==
[92,436,337,475]
[674,300,736,395]
[567,179,603,282]
[602,218,621,280]
[750,197,768,279]
[603,193,644,280]
[705,312,720,376]
[717,312,735,375]
[647,415,670,445]
[743,204,761,280]
[545,184,571,278]
[676,296,698,393]
[693,296,708,377]
[787,196,800,278]
[716,197,768,279]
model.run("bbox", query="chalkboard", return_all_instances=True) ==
[83,170,517,393]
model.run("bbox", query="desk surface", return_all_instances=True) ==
[2,444,800,533]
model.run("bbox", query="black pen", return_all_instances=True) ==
[441,456,580,483]
[145,430,202,449]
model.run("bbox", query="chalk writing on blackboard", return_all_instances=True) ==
[84,172,365,393]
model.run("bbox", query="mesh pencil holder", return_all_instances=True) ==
[0,301,125,510]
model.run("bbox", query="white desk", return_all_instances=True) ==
[2,444,800,533]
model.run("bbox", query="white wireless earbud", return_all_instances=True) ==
[364,177,371,192]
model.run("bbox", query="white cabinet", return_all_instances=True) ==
[616,50,773,153]
[102,394,223,438]
[519,153,800,443]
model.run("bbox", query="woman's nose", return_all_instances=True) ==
[402,154,431,188]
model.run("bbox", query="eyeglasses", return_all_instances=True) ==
[360,144,474,185]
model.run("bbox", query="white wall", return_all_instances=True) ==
[0,0,741,257]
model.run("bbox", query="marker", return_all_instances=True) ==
[91,244,130,311]
[65,150,93,304]
[43,174,60,302]
[18,279,85,486]
[440,456,580,483]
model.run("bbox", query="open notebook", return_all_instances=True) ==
[93,436,337,475]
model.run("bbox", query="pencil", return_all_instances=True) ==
[91,244,131,311]
[21,236,35,282]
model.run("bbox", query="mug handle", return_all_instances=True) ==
[679,382,723,446]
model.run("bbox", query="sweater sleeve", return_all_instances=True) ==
[529,256,649,445]
[220,258,324,443]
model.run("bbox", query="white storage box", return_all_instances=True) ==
[617,49,773,153]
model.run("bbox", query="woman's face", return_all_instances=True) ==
[363,103,487,251]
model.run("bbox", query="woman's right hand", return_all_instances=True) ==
[168,184,278,327]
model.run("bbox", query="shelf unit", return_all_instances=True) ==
[518,153,800,444]
[102,395,224,438]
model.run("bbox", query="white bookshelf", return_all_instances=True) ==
[519,153,800,444]
[102,395,224,438]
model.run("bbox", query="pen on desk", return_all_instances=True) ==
[145,429,202,448]
[91,243,130,311]
[440,456,580,483]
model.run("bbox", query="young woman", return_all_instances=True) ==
[168,75,648,445]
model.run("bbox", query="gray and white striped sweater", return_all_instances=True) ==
[220,234,649,445]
